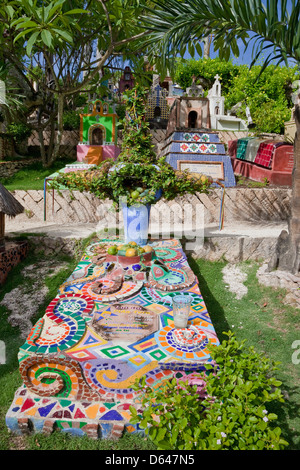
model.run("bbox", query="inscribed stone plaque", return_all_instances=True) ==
[91,303,159,343]
[178,160,224,180]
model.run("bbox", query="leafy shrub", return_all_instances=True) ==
[130,331,288,450]
[225,64,298,133]
[6,122,32,143]
[62,110,80,131]
[115,103,126,120]
[174,57,240,95]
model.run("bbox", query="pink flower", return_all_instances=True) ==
[174,372,207,398]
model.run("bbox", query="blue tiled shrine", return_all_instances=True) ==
[162,130,236,187]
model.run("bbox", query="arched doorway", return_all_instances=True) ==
[154,106,161,118]
[90,126,104,145]
[188,111,198,128]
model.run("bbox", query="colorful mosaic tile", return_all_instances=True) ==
[180,142,218,154]
[6,238,219,440]
[183,132,210,143]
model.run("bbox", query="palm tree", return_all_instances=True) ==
[142,0,300,274]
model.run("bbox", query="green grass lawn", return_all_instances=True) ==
[0,241,299,450]
[1,158,74,191]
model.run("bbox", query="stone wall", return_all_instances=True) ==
[0,159,37,179]
[10,186,291,226]
[0,241,28,284]
[28,130,80,159]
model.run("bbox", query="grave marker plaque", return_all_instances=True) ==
[178,160,225,180]
[91,303,159,343]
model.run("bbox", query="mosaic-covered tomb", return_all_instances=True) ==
[6,238,219,440]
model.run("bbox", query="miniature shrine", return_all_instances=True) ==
[76,99,120,165]
[119,66,135,93]
[166,89,211,132]
[146,78,170,128]
[162,76,236,187]
[208,75,247,131]
[161,130,236,187]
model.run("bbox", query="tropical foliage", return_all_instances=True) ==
[141,0,300,67]
[0,0,158,166]
[175,57,240,94]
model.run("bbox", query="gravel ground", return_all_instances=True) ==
[0,259,68,338]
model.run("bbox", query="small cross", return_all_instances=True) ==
[214,74,221,81]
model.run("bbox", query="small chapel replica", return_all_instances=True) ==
[208,74,247,131]
[146,75,170,128]
[76,99,120,165]
[166,74,247,135]
[160,75,238,187]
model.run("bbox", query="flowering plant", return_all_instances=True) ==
[129,331,288,450]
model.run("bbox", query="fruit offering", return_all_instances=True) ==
[127,186,157,205]
[107,241,153,257]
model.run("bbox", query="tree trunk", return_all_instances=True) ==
[268,105,300,273]
[50,93,64,165]
[46,117,56,168]
[203,35,213,58]
[0,213,5,246]
[38,127,47,167]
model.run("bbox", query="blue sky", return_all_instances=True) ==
[184,38,298,69]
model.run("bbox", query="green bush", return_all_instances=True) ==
[6,122,32,143]
[115,103,126,120]
[62,110,80,131]
[174,57,240,95]
[130,331,288,450]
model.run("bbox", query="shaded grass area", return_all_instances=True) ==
[0,242,299,450]
[1,158,74,191]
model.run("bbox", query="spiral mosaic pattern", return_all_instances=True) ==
[81,279,143,302]
[19,354,100,400]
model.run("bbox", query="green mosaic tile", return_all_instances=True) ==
[101,345,130,359]
[149,349,168,361]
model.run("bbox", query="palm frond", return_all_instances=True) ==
[141,0,300,70]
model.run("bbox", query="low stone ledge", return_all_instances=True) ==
[10,187,292,227]
[23,231,278,265]
[26,235,81,257]
[190,236,277,263]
